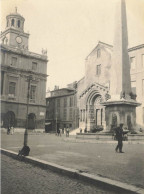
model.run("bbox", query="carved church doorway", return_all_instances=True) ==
[94,96,103,127]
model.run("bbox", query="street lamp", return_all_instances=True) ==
[18,75,33,156]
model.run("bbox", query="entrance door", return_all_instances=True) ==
[3,111,15,127]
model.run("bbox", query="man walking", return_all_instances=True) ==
[115,123,124,153]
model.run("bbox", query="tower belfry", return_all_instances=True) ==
[103,0,140,131]
[0,7,29,48]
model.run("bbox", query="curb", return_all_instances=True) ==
[1,148,144,194]
[64,138,144,144]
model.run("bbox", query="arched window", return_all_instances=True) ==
[17,20,20,28]
[11,19,15,26]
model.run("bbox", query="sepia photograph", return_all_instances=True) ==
[1,0,144,193]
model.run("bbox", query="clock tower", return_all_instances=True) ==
[0,7,29,49]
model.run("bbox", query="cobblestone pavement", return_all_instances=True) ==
[1,133,144,188]
[1,154,118,194]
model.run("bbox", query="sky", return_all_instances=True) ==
[1,0,144,91]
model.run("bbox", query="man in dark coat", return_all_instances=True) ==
[115,123,124,153]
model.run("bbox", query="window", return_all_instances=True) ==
[1,71,4,95]
[96,64,101,75]
[32,62,37,71]
[11,57,17,66]
[64,98,67,107]
[130,57,136,69]
[11,19,15,26]
[69,108,73,120]
[57,108,60,119]
[9,82,16,96]
[46,111,49,119]
[131,81,136,94]
[17,20,20,28]
[57,99,60,107]
[97,49,101,58]
[63,109,67,120]
[30,85,36,102]
[70,97,73,107]
[142,54,144,67]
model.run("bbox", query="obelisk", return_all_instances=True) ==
[103,0,140,131]
[110,0,131,99]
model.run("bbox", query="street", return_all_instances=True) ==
[1,133,144,189]
[1,154,117,194]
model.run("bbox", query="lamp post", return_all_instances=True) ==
[18,75,33,156]
[24,75,33,146]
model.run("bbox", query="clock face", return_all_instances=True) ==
[16,36,22,44]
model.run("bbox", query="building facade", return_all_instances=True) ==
[77,41,144,131]
[0,8,48,130]
[45,87,78,132]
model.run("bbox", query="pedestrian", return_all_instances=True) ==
[10,126,14,135]
[115,123,124,153]
[66,127,69,137]
[7,125,10,135]
[60,128,62,136]
[57,128,60,136]
[84,128,87,133]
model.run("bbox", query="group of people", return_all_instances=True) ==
[7,126,14,135]
[56,127,70,137]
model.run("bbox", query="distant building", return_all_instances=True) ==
[0,8,48,130]
[45,87,78,132]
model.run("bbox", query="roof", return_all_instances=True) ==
[85,41,113,60]
[6,8,24,20]
[1,44,48,62]
[85,41,144,60]
[128,44,144,52]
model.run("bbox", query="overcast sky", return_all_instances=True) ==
[1,0,144,90]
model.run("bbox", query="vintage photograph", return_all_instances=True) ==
[1,0,144,193]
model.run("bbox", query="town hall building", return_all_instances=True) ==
[0,8,48,130]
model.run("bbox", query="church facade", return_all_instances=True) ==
[0,8,48,130]
[77,41,144,131]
